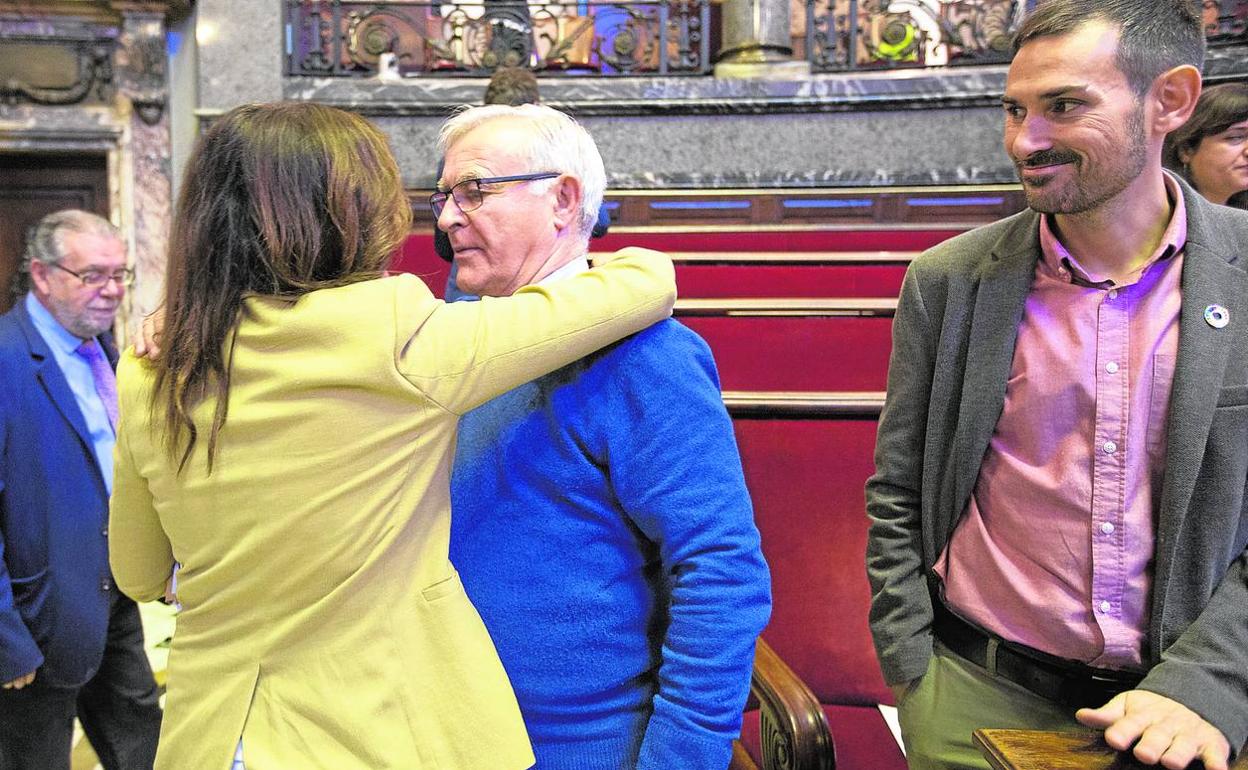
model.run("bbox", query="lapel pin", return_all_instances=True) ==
[1205,304,1230,329]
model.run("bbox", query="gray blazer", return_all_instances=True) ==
[866,177,1248,750]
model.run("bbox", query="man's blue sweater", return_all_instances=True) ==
[450,319,771,770]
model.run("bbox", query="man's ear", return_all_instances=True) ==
[28,261,51,297]
[1151,64,1201,137]
[551,175,584,232]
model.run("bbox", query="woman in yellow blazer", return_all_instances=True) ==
[107,102,675,770]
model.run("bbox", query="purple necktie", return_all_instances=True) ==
[76,338,118,431]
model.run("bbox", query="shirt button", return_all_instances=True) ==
[1105,361,1119,374]
[1108,289,1118,300]
[1100,521,1116,535]
[1099,600,1112,614]
[1103,441,1117,454]
[100,579,111,593]
[101,526,109,537]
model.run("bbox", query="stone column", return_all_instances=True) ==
[715,0,810,77]
[111,2,173,325]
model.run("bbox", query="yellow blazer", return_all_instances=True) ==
[109,249,675,770]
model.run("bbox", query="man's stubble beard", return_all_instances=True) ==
[1022,104,1149,216]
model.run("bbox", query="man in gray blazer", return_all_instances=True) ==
[866,2,1247,769]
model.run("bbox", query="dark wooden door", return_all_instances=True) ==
[0,153,110,314]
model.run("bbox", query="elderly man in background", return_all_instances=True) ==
[0,210,161,769]
[867,2,1248,769]
[436,103,772,769]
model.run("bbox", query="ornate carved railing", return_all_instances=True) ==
[284,0,711,76]
[804,0,1248,74]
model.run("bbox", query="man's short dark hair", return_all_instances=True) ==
[483,67,540,106]
[1012,0,1205,95]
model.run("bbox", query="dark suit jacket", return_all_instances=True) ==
[0,298,119,688]
[866,177,1248,749]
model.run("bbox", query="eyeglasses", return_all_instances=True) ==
[47,262,135,288]
[429,172,560,218]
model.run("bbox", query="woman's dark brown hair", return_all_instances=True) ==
[1163,82,1248,183]
[156,102,412,472]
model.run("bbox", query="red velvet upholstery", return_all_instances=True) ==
[593,229,960,253]
[733,418,907,770]
[734,418,889,705]
[673,264,908,299]
[682,316,893,391]
[392,234,451,298]
[393,228,927,301]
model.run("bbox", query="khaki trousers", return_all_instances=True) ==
[896,641,1085,770]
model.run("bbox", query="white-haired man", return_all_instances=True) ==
[435,104,772,769]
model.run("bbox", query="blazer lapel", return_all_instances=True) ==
[1155,229,1248,582]
[15,302,96,456]
[949,214,1041,518]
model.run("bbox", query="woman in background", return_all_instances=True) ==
[1164,82,1248,209]
[107,102,674,769]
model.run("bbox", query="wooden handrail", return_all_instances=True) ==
[675,298,897,316]
[751,637,837,770]
[723,391,885,417]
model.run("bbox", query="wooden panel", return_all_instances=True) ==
[681,314,893,391]
[407,185,1025,232]
[0,153,109,314]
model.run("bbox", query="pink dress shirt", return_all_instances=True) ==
[935,178,1187,670]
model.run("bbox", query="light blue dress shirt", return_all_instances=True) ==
[25,292,115,494]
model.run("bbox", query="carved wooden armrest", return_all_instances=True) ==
[751,637,836,770]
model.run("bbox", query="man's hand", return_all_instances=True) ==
[1077,690,1231,770]
[2,670,35,690]
[133,306,166,359]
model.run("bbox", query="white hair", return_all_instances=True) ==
[25,209,121,268]
[436,104,606,238]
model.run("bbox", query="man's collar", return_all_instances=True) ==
[535,256,590,286]
[1038,171,1187,287]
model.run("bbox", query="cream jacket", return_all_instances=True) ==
[109,249,675,770]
